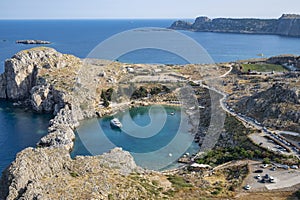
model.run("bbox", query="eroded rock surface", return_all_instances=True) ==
[0,147,167,200]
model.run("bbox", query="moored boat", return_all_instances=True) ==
[110,118,122,128]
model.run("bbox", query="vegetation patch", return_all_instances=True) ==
[167,175,192,189]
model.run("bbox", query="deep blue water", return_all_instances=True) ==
[0,101,52,172]
[1,20,300,73]
[1,19,300,172]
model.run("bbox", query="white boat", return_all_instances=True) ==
[110,118,122,128]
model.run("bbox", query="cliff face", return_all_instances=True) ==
[0,47,83,114]
[276,14,300,36]
[170,14,300,37]
[1,47,75,100]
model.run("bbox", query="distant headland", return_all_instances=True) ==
[170,14,300,37]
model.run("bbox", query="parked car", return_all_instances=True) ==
[291,165,299,169]
[265,174,270,179]
[269,176,276,183]
[270,167,276,171]
[255,174,261,179]
[261,164,269,168]
[244,185,251,190]
[282,165,289,170]
[254,169,263,173]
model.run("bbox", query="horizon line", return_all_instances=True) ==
[0,14,298,21]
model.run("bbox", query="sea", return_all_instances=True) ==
[1,19,300,172]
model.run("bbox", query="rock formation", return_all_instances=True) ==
[16,40,51,44]
[0,47,79,101]
[170,14,300,37]
[0,147,167,200]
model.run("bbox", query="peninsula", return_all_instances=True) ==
[170,14,300,37]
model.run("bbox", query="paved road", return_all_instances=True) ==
[198,65,300,160]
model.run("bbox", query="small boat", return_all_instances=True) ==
[110,118,122,128]
[170,112,175,116]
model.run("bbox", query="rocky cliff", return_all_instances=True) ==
[0,47,90,150]
[170,14,300,37]
[0,47,81,111]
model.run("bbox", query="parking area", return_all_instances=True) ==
[249,133,291,156]
[243,162,300,191]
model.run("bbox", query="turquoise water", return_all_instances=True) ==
[0,100,52,172]
[71,106,199,171]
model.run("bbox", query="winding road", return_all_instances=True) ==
[200,65,300,160]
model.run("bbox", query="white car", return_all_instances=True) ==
[269,176,276,183]
[291,165,299,169]
[244,185,251,190]
[261,164,269,168]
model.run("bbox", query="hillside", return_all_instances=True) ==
[235,83,300,132]
[170,14,300,37]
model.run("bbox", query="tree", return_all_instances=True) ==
[106,88,114,101]
[101,90,110,107]
[263,158,271,164]
[103,99,110,107]
[150,87,161,95]
[131,86,148,99]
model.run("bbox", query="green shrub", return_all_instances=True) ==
[70,172,79,177]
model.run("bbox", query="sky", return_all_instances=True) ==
[0,0,300,19]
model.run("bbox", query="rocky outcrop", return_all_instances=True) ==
[235,83,300,132]
[169,20,192,30]
[37,105,79,151]
[16,40,51,44]
[170,14,300,37]
[0,147,159,200]
[30,84,63,113]
[0,47,98,149]
[0,47,79,101]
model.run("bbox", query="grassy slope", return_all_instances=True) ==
[241,63,287,72]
